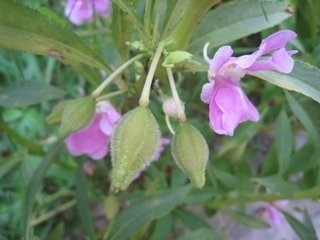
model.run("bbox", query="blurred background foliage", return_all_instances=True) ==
[0,0,320,239]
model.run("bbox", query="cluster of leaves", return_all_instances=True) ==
[0,0,320,239]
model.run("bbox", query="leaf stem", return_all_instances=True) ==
[165,115,175,134]
[97,89,127,101]
[92,54,144,98]
[139,41,165,106]
[166,67,186,122]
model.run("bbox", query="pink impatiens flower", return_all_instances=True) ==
[201,30,297,136]
[65,101,121,160]
[65,0,111,25]
[261,200,289,227]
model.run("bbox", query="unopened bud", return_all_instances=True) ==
[46,100,72,125]
[162,51,193,68]
[171,122,209,188]
[111,106,160,191]
[162,98,185,119]
[58,96,96,138]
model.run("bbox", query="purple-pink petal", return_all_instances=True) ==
[205,45,233,78]
[200,82,214,104]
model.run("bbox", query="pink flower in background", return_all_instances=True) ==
[65,0,111,25]
[65,101,121,160]
[261,200,289,227]
[162,98,185,119]
[201,30,297,136]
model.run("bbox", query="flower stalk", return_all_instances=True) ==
[139,41,165,106]
[166,67,186,122]
[92,54,144,98]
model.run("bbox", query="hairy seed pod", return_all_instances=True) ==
[46,100,72,125]
[171,122,209,188]
[58,96,95,138]
[111,106,160,191]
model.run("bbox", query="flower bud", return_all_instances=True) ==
[58,96,96,138]
[162,51,193,68]
[111,106,160,191]
[162,98,185,119]
[46,100,72,125]
[171,122,209,188]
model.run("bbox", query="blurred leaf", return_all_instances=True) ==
[75,164,96,240]
[175,208,212,230]
[104,195,120,221]
[251,61,320,103]
[0,1,111,72]
[275,110,293,175]
[302,208,317,236]
[108,186,191,240]
[24,141,63,240]
[150,214,173,240]
[189,0,291,52]
[213,168,250,192]
[177,228,223,240]
[228,210,269,229]
[0,150,25,180]
[184,187,221,204]
[253,175,293,196]
[47,222,64,240]
[0,82,65,108]
[285,91,320,157]
[282,210,317,240]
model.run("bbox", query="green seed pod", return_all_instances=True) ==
[58,96,96,138]
[171,122,209,188]
[111,106,160,191]
[46,100,72,125]
[162,51,193,68]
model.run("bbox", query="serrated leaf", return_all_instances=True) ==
[189,0,291,52]
[108,186,191,240]
[251,61,320,103]
[0,82,65,107]
[0,1,111,72]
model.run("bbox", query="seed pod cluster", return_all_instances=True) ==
[111,106,160,191]
[171,122,209,188]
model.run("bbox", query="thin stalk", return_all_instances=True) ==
[152,0,164,41]
[206,186,320,209]
[139,41,165,106]
[31,200,76,226]
[92,54,144,98]
[165,115,175,134]
[96,89,127,101]
[166,68,186,122]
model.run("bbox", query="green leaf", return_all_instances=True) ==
[253,175,293,196]
[108,186,191,240]
[75,164,96,240]
[24,141,63,240]
[251,61,320,103]
[175,208,212,231]
[150,214,173,240]
[177,228,223,240]
[285,91,320,157]
[0,82,65,108]
[275,110,293,175]
[189,0,291,52]
[302,208,317,237]
[228,210,269,229]
[282,210,317,240]
[0,150,24,180]
[0,1,111,72]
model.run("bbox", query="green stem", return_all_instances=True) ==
[96,89,127,101]
[165,0,219,51]
[206,186,320,209]
[139,41,165,106]
[165,115,175,134]
[92,54,144,98]
[31,199,76,226]
[166,67,186,122]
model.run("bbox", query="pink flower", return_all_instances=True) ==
[201,30,297,136]
[65,101,121,160]
[65,0,111,25]
[162,98,185,119]
[261,200,289,227]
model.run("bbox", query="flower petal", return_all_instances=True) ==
[200,82,214,104]
[204,45,233,77]
[93,0,111,16]
[65,0,93,25]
